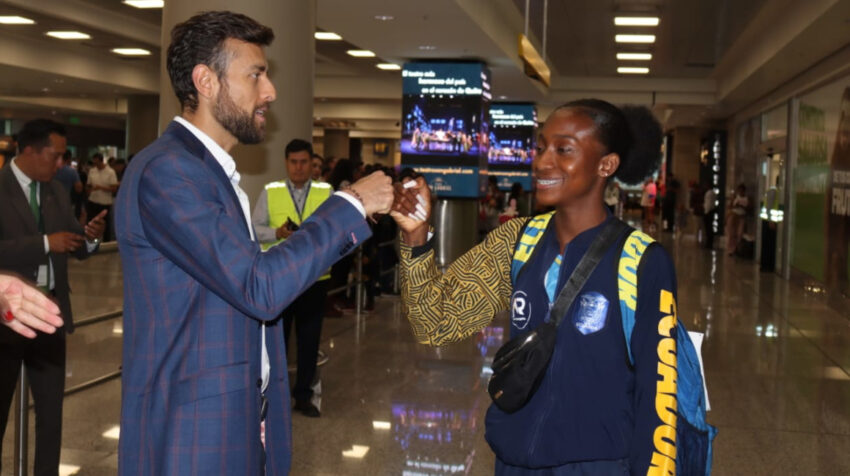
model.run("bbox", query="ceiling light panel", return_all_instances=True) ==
[347,49,375,57]
[46,31,91,40]
[123,0,164,8]
[617,52,652,60]
[376,63,400,70]
[615,34,655,44]
[112,48,151,56]
[314,31,342,40]
[618,66,650,74]
[0,16,35,24]
[614,17,660,26]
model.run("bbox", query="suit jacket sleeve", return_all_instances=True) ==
[137,155,370,319]
[53,182,91,262]
[398,217,525,346]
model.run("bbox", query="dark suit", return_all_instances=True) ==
[0,163,93,476]
[114,122,371,475]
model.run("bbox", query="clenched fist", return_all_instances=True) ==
[390,176,431,246]
[346,171,395,216]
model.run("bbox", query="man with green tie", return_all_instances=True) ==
[0,119,106,476]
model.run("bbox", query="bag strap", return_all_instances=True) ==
[617,229,656,365]
[511,211,555,285]
[550,219,630,327]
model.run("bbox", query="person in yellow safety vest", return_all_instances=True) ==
[251,139,332,418]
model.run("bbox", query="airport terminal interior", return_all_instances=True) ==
[1,0,850,475]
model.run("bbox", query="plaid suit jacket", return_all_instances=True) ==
[114,122,370,475]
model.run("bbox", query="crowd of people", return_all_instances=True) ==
[0,9,753,476]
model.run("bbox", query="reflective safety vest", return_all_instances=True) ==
[262,180,333,279]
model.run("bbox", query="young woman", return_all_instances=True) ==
[725,184,749,255]
[391,99,678,474]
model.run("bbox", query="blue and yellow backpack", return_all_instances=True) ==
[510,212,718,475]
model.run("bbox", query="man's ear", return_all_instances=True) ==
[599,153,620,178]
[192,64,219,103]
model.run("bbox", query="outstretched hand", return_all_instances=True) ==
[0,274,63,339]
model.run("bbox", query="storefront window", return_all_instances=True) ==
[762,104,788,142]
[793,77,850,295]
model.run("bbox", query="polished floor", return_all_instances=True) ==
[2,219,850,475]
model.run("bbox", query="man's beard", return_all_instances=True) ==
[213,81,265,145]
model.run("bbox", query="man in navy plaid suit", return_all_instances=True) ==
[114,11,398,475]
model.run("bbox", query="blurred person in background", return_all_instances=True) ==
[0,119,105,476]
[311,153,324,181]
[725,184,749,255]
[604,180,619,215]
[252,138,333,418]
[86,153,118,241]
[327,158,358,314]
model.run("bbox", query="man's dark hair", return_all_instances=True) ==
[285,139,313,158]
[167,11,274,112]
[92,153,104,161]
[16,119,66,152]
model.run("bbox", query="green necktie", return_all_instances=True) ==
[29,181,42,230]
[29,181,50,291]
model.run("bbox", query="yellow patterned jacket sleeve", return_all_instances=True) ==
[399,217,529,346]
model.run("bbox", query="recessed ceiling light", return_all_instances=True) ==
[614,17,660,26]
[314,31,342,40]
[112,48,151,56]
[618,66,650,74]
[617,52,652,60]
[372,421,391,430]
[0,16,35,25]
[347,49,375,57]
[418,45,437,51]
[122,0,164,8]
[615,34,655,44]
[46,31,90,40]
[376,63,400,70]
[374,15,394,21]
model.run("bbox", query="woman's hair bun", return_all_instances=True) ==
[615,105,663,185]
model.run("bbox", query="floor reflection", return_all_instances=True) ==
[2,227,849,475]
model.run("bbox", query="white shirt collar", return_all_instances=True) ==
[173,116,240,184]
[9,157,34,192]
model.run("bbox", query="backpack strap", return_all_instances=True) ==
[617,229,656,365]
[510,211,555,285]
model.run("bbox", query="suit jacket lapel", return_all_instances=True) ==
[40,182,61,234]
[1,166,39,233]
[165,122,252,239]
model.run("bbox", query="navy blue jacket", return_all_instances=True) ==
[485,216,678,472]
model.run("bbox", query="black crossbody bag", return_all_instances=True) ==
[488,219,629,413]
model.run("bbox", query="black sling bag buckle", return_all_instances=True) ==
[487,218,629,413]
